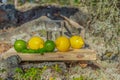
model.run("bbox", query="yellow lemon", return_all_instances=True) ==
[55,36,70,52]
[28,36,44,50]
[70,35,84,49]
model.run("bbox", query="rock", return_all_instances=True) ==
[70,9,89,27]
[0,4,17,29]
[0,42,12,53]
[0,55,21,79]
[0,59,8,79]
[0,16,58,44]
[0,16,47,43]
[0,9,8,22]
[69,9,89,37]
[0,4,79,29]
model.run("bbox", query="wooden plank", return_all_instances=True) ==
[1,48,96,61]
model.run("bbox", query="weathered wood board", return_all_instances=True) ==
[1,48,96,61]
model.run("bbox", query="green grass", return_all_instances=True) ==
[13,67,47,80]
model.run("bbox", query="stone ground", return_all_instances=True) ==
[0,3,120,80]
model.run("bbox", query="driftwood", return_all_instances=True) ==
[54,13,85,38]
[2,48,96,61]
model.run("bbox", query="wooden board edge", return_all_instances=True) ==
[2,48,97,61]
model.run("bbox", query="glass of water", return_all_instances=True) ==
[44,20,64,41]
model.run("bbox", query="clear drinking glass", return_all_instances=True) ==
[44,20,64,41]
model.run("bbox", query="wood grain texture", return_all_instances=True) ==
[2,48,96,61]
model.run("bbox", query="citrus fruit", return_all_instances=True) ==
[55,36,70,52]
[14,40,27,52]
[37,48,47,54]
[21,49,35,53]
[21,48,46,55]
[44,40,55,52]
[28,36,44,50]
[70,35,84,49]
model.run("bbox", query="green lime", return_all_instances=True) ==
[37,48,47,55]
[21,49,29,53]
[14,40,27,52]
[44,40,55,52]
[21,48,46,54]
[27,49,36,53]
